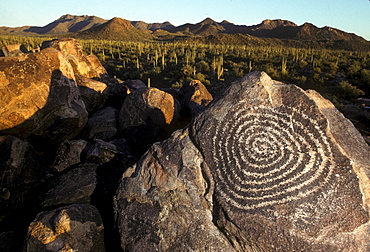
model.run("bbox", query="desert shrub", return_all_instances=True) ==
[337,81,365,101]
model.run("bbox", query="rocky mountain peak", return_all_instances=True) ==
[108,17,134,29]
[221,20,232,24]
[58,14,74,20]
[199,17,217,25]
[258,19,297,29]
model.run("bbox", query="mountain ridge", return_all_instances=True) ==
[1,14,369,51]
[75,17,155,41]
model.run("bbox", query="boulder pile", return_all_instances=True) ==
[1,39,370,252]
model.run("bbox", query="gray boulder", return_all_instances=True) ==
[190,71,370,251]
[114,128,234,251]
[119,87,179,155]
[75,74,107,113]
[179,79,213,116]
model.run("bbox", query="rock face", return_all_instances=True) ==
[0,48,88,145]
[75,74,107,113]
[114,128,234,251]
[83,107,118,141]
[190,72,370,251]
[52,139,90,172]
[26,204,105,252]
[40,163,99,208]
[115,71,370,251]
[41,38,108,79]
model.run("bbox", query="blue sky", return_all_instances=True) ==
[1,0,369,40]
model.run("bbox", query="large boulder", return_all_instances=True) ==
[114,128,234,251]
[41,38,108,80]
[119,87,179,155]
[115,71,370,251]
[190,71,370,251]
[26,204,105,252]
[0,48,88,146]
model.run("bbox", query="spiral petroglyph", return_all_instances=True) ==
[212,102,335,211]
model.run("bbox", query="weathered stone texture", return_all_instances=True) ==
[114,128,234,251]
[41,38,107,79]
[1,44,29,57]
[83,107,118,141]
[2,37,370,252]
[52,139,90,172]
[190,71,370,251]
[119,87,177,129]
[75,74,107,113]
[115,71,370,252]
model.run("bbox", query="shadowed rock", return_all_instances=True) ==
[52,139,90,172]
[40,163,99,208]
[83,107,118,141]
[123,79,147,93]
[75,74,107,113]
[86,139,121,164]
[0,136,45,223]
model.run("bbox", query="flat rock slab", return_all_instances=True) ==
[190,71,370,251]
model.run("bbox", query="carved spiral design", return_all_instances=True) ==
[212,103,334,211]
